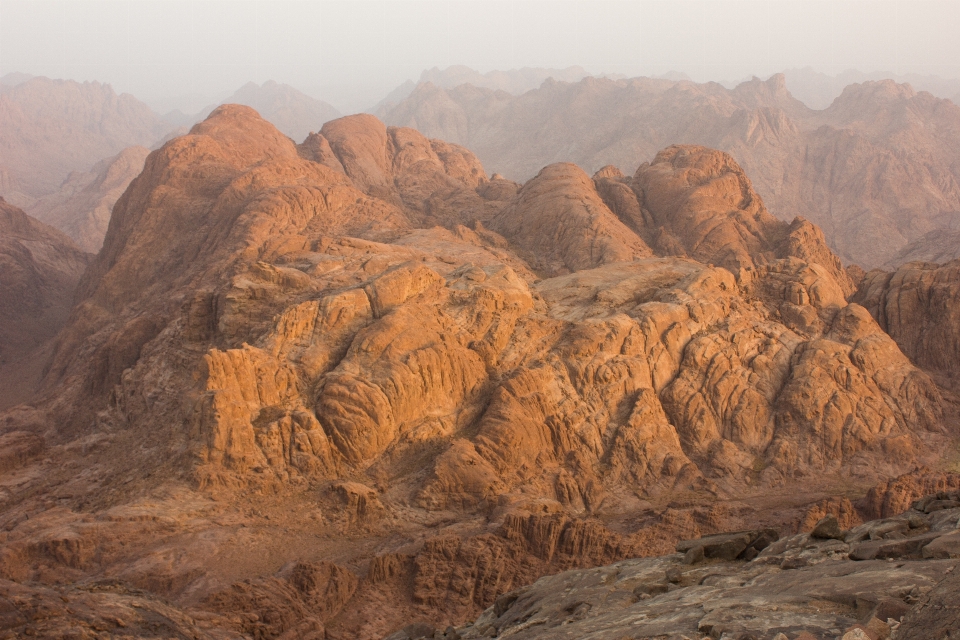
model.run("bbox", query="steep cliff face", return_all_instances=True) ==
[0,200,92,409]
[0,108,952,639]
[381,74,960,268]
[854,260,960,378]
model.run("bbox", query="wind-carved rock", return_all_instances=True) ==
[1,106,951,640]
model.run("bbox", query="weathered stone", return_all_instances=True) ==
[849,532,943,561]
[810,514,845,540]
[921,531,960,558]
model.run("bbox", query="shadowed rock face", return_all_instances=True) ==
[0,107,953,639]
[380,74,960,268]
[854,260,960,378]
[0,199,92,409]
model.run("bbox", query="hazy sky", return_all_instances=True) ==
[2,0,960,112]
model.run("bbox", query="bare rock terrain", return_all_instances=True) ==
[380,74,960,268]
[854,260,960,381]
[0,200,92,409]
[0,107,957,638]
[447,491,960,640]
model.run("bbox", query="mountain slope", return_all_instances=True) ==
[0,199,92,409]
[381,74,960,268]
[220,81,342,142]
[26,145,150,252]
[0,77,172,207]
[0,108,951,639]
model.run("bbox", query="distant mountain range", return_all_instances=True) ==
[379,73,960,268]
[5,67,960,268]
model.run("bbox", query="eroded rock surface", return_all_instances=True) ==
[0,107,955,639]
[855,259,960,377]
[452,494,960,640]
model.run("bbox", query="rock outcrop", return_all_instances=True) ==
[381,74,960,268]
[0,107,953,639]
[448,491,960,640]
[854,259,960,377]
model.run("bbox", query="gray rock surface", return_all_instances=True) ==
[451,497,960,640]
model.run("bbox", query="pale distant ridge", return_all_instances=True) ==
[219,80,342,142]
[0,76,173,207]
[381,73,960,268]
[783,66,960,110]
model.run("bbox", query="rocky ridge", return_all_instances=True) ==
[380,74,960,268]
[0,199,92,409]
[0,107,955,638]
[854,259,960,381]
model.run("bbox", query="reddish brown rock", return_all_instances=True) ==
[854,259,960,376]
[382,74,960,268]
[490,162,652,275]
[0,107,952,640]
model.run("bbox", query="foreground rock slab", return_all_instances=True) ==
[441,497,960,640]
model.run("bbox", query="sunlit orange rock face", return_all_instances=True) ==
[0,106,954,639]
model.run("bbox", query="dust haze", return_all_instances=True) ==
[2,0,959,113]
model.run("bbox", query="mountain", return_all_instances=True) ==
[218,80,342,142]
[883,228,960,267]
[26,146,150,252]
[380,74,960,269]
[371,66,623,114]
[420,64,598,94]
[0,107,951,638]
[783,66,960,110]
[0,77,173,208]
[0,199,92,409]
[0,71,34,87]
